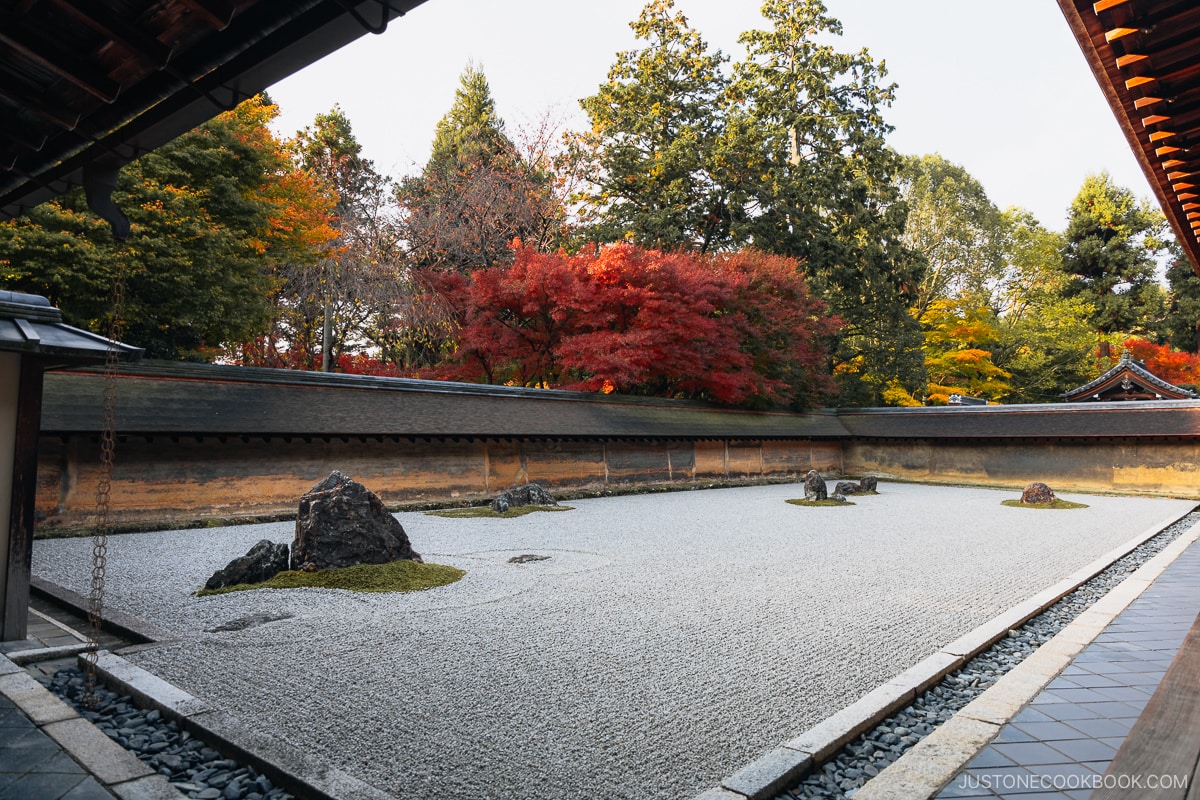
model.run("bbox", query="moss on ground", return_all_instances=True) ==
[1001,499,1089,510]
[425,505,573,519]
[196,559,465,596]
[786,498,856,507]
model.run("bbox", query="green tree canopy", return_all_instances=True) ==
[0,96,329,361]
[730,0,924,405]
[572,0,730,251]
[898,154,1005,316]
[1164,239,1200,353]
[1061,172,1168,336]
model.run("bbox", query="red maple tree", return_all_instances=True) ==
[417,242,839,408]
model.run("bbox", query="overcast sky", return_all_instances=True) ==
[267,0,1150,233]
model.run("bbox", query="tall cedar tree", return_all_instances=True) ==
[574,0,924,405]
[731,0,925,406]
[397,65,560,271]
[1061,173,1167,337]
[418,243,838,409]
[0,96,333,360]
[572,0,731,251]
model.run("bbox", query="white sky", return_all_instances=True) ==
[267,0,1151,234]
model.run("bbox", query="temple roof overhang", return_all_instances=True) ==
[0,0,428,225]
[1058,0,1200,274]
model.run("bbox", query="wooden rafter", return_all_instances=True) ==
[1058,0,1200,275]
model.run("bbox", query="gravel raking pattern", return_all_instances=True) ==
[31,484,1197,800]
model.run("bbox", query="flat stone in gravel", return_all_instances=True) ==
[31,483,1193,800]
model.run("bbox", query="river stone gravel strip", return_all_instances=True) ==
[31,483,1196,800]
[43,668,294,800]
[775,509,1200,800]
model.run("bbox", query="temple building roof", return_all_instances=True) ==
[1060,350,1197,402]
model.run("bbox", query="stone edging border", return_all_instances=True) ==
[0,652,186,799]
[690,507,1199,800]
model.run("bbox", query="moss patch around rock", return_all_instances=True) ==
[196,559,465,596]
[786,498,856,507]
[425,505,573,519]
[1001,499,1089,510]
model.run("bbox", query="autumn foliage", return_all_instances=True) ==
[416,243,839,408]
[1112,338,1200,388]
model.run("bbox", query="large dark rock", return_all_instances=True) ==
[292,471,421,570]
[491,483,558,514]
[205,539,289,590]
[803,470,827,502]
[1020,482,1056,505]
[859,475,878,493]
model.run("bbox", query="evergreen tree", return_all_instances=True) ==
[398,64,560,272]
[1164,239,1200,353]
[0,96,331,361]
[730,0,925,405]
[572,0,731,251]
[1061,173,1167,337]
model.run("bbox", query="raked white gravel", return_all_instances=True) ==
[32,482,1195,800]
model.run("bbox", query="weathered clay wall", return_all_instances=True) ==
[843,438,1200,500]
[34,436,845,533]
[33,365,1200,534]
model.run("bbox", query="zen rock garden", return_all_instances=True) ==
[205,470,422,590]
[205,473,562,590]
[802,470,878,504]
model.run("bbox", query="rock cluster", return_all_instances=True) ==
[204,470,421,588]
[833,476,878,496]
[491,483,558,513]
[1020,481,1056,505]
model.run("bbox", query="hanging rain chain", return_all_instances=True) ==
[83,273,124,705]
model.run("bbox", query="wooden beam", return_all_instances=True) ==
[1135,96,1164,109]
[1150,130,1177,141]
[1105,26,1138,42]
[1093,0,1130,12]
[1126,75,1156,89]
[1116,52,1148,68]
[0,22,120,103]
[1143,114,1171,126]
[3,359,42,641]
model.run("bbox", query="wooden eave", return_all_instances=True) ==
[0,0,428,220]
[1058,0,1200,273]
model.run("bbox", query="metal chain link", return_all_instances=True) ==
[83,274,124,705]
